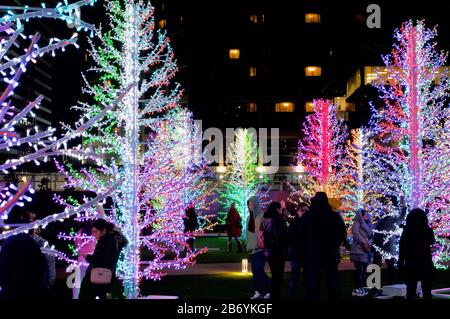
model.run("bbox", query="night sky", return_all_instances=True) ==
[4,0,450,131]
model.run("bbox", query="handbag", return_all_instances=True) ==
[89,231,124,285]
[90,267,113,284]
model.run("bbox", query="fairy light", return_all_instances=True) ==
[290,99,348,205]
[56,0,212,299]
[217,128,269,236]
[365,20,450,268]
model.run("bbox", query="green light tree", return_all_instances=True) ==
[217,129,268,238]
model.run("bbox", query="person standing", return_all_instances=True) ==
[25,210,56,291]
[350,209,373,297]
[246,196,270,299]
[73,225,96,299]
[398,208,435,299]
[183,205,199,252]
[280,200,291,227]
[80,219,127,299]
[299,192,347,299]
[225,203,243,253]
[29,230,56,291]
[373,196,407,285]
[0,234,48,298]
[260,201,288,299]
[287,202,308,298]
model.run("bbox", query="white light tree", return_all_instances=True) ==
[0,0,107,222]
[217,128,269,236]
[365,21,450,266]
[0,1,132,268]
[339,128,386,224]
[55,0,213,298]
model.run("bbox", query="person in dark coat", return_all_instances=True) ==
[0,234,48,298]
[373,197,408,285]
[373,215,398,283]
[260,201,287,299]
[225,203,243,252]
[287,202,308,298]
[80,219,127,299]
[183,205,199,252]
[299,192,347,299]
[398,208,435,299]
[29,231,56,290]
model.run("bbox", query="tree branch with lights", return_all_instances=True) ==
[365,21,450,266]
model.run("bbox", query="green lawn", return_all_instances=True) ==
[50,236,450,299]
[194,236,247,264]
[52,269,450,299]
[140,270,450,299]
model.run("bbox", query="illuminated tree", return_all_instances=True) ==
[218,128,268,236]
[291,99,348,204]
[366,21,450,266]
[56,0,212,298]
[0,1,102,222]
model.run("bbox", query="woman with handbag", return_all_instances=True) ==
[80,219,126,299]
[350,209,374,297]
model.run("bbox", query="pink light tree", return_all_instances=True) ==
[366,21,450,266]
[290,99,349,206]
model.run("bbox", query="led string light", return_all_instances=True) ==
[363,21,450,268]
[217,128,269,237]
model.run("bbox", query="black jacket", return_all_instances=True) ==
[184,209,199,232]
[261,213,288,253]
[0,234,48,298]
[299,209,347,266]
[288,215,302,252]
[398,226,435,277]
[86,231,123,270]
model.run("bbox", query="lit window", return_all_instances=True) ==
[158,19,167,29]
[305,66,322,76]
[261,14,265,22]
[247,102,257,112]
[250,14,258,23]
[333,97,356,112]
[305,13,321,23]
[229,49,240,59]
[275,102,295,112]
[250,67,257,77]
[305,101,315,112]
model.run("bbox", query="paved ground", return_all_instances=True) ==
[165,259,356,276]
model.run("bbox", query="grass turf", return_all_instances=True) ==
[50,237,450,299]
[194,236,247,264]
[140,269,450,299]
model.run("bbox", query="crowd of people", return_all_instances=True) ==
[0,214,127,299]
[0,192,438,300]
[239,192,436,300]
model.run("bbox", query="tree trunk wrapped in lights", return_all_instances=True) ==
[56,0,212,298]
[290,99,348,207]
[217,128,269,237]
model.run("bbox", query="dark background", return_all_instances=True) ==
[2,0,450,165]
